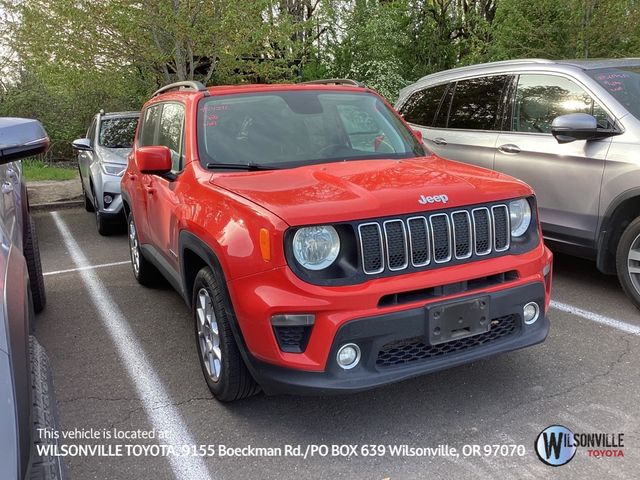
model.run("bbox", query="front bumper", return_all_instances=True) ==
[244,281,548,395]
[90,164,124,214]
[227,244,552,368]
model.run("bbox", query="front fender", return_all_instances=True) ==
[180,180,289,283]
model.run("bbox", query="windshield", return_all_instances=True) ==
[587,67,640,120]
[197,91,425,168]
[99,117,139,148]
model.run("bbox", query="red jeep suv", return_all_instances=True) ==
[121,79,553,402]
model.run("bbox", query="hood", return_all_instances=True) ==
[210,156,533,226]
[96,145,131,164]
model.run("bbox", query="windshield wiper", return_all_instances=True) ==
[206,162,274,171]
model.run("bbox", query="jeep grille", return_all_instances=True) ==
[358,204,510,275]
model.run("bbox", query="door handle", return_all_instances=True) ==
[498,144,521,154]
[432,137,448,146]
[1,182,14,194]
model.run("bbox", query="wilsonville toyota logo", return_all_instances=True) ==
[535,424,625,467]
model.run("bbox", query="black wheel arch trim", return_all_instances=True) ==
[597,187,640,274]
[121,189,131,212]
[4,247,34,478]
[178,231,263,387]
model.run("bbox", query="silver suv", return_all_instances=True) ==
[72,111,139,235]
[397,58,640,309]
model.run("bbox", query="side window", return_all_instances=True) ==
[513,74,611,133]
[86,118,97,145]
[399,84,448,127]
[158,103,185,172]
[434,84,454,128]
[139,105,162,147]
[448,75,509,130]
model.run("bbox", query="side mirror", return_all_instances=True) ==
[0,118,49,164]
[72,138,93,152]
[411,128,423,143]
[551,113,616,144]
[136,146,172,174]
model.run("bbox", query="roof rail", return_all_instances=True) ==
[301,78,365,87]
[152,81,208,97]
[407,58,555,89]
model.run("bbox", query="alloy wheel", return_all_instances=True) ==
[627,233,640,294]
[128,220,140,275]
[196,288,222,382]
[93,192,101,226]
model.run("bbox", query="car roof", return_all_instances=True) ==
[405,57,640,88]
[100,111,140,119]
[555,58,640,69]
[207,83,364,92]
[148,83,373,105]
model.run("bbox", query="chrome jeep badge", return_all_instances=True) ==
[418,194,449,205]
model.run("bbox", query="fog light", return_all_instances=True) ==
[103,194,113,205]
[523,302,540,325]
[336,343,361,370]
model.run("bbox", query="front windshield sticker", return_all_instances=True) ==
[204,104,229,127]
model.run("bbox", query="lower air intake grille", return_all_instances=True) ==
[376,314,519,368]
[273,326,312,353]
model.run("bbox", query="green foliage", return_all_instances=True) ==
[490,0,576,59]
[1,0,640,160]
[22,158,77,181]
[328,0,411,101]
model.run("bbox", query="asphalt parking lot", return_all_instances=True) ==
[34,208,639,480]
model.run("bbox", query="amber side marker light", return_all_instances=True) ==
[259,228,271,262]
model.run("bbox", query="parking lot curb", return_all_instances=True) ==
[31,200,83,212]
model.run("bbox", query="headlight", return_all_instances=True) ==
[292,226,340,270]
[509,199,532,237]
[100,162,126,177]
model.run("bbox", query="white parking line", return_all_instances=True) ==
[43,260,130,276]
[551,300,640,336]
[51,212,213,480]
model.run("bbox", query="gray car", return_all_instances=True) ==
[397,58,640,309]
[72,111,139,235]
[0,118,65,479]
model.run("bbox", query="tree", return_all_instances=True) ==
[490,0,576,59]
[327,0,411,101]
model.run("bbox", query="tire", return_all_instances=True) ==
[93,190,115,236]
[616,216,640,311]
[192,266,259,402]
[127,212,159,286]
[23,215,46,313]
[83,188,94,212]
[29,336,67,480]
[80,173,93,212]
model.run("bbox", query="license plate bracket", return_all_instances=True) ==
[427,296,491,345]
